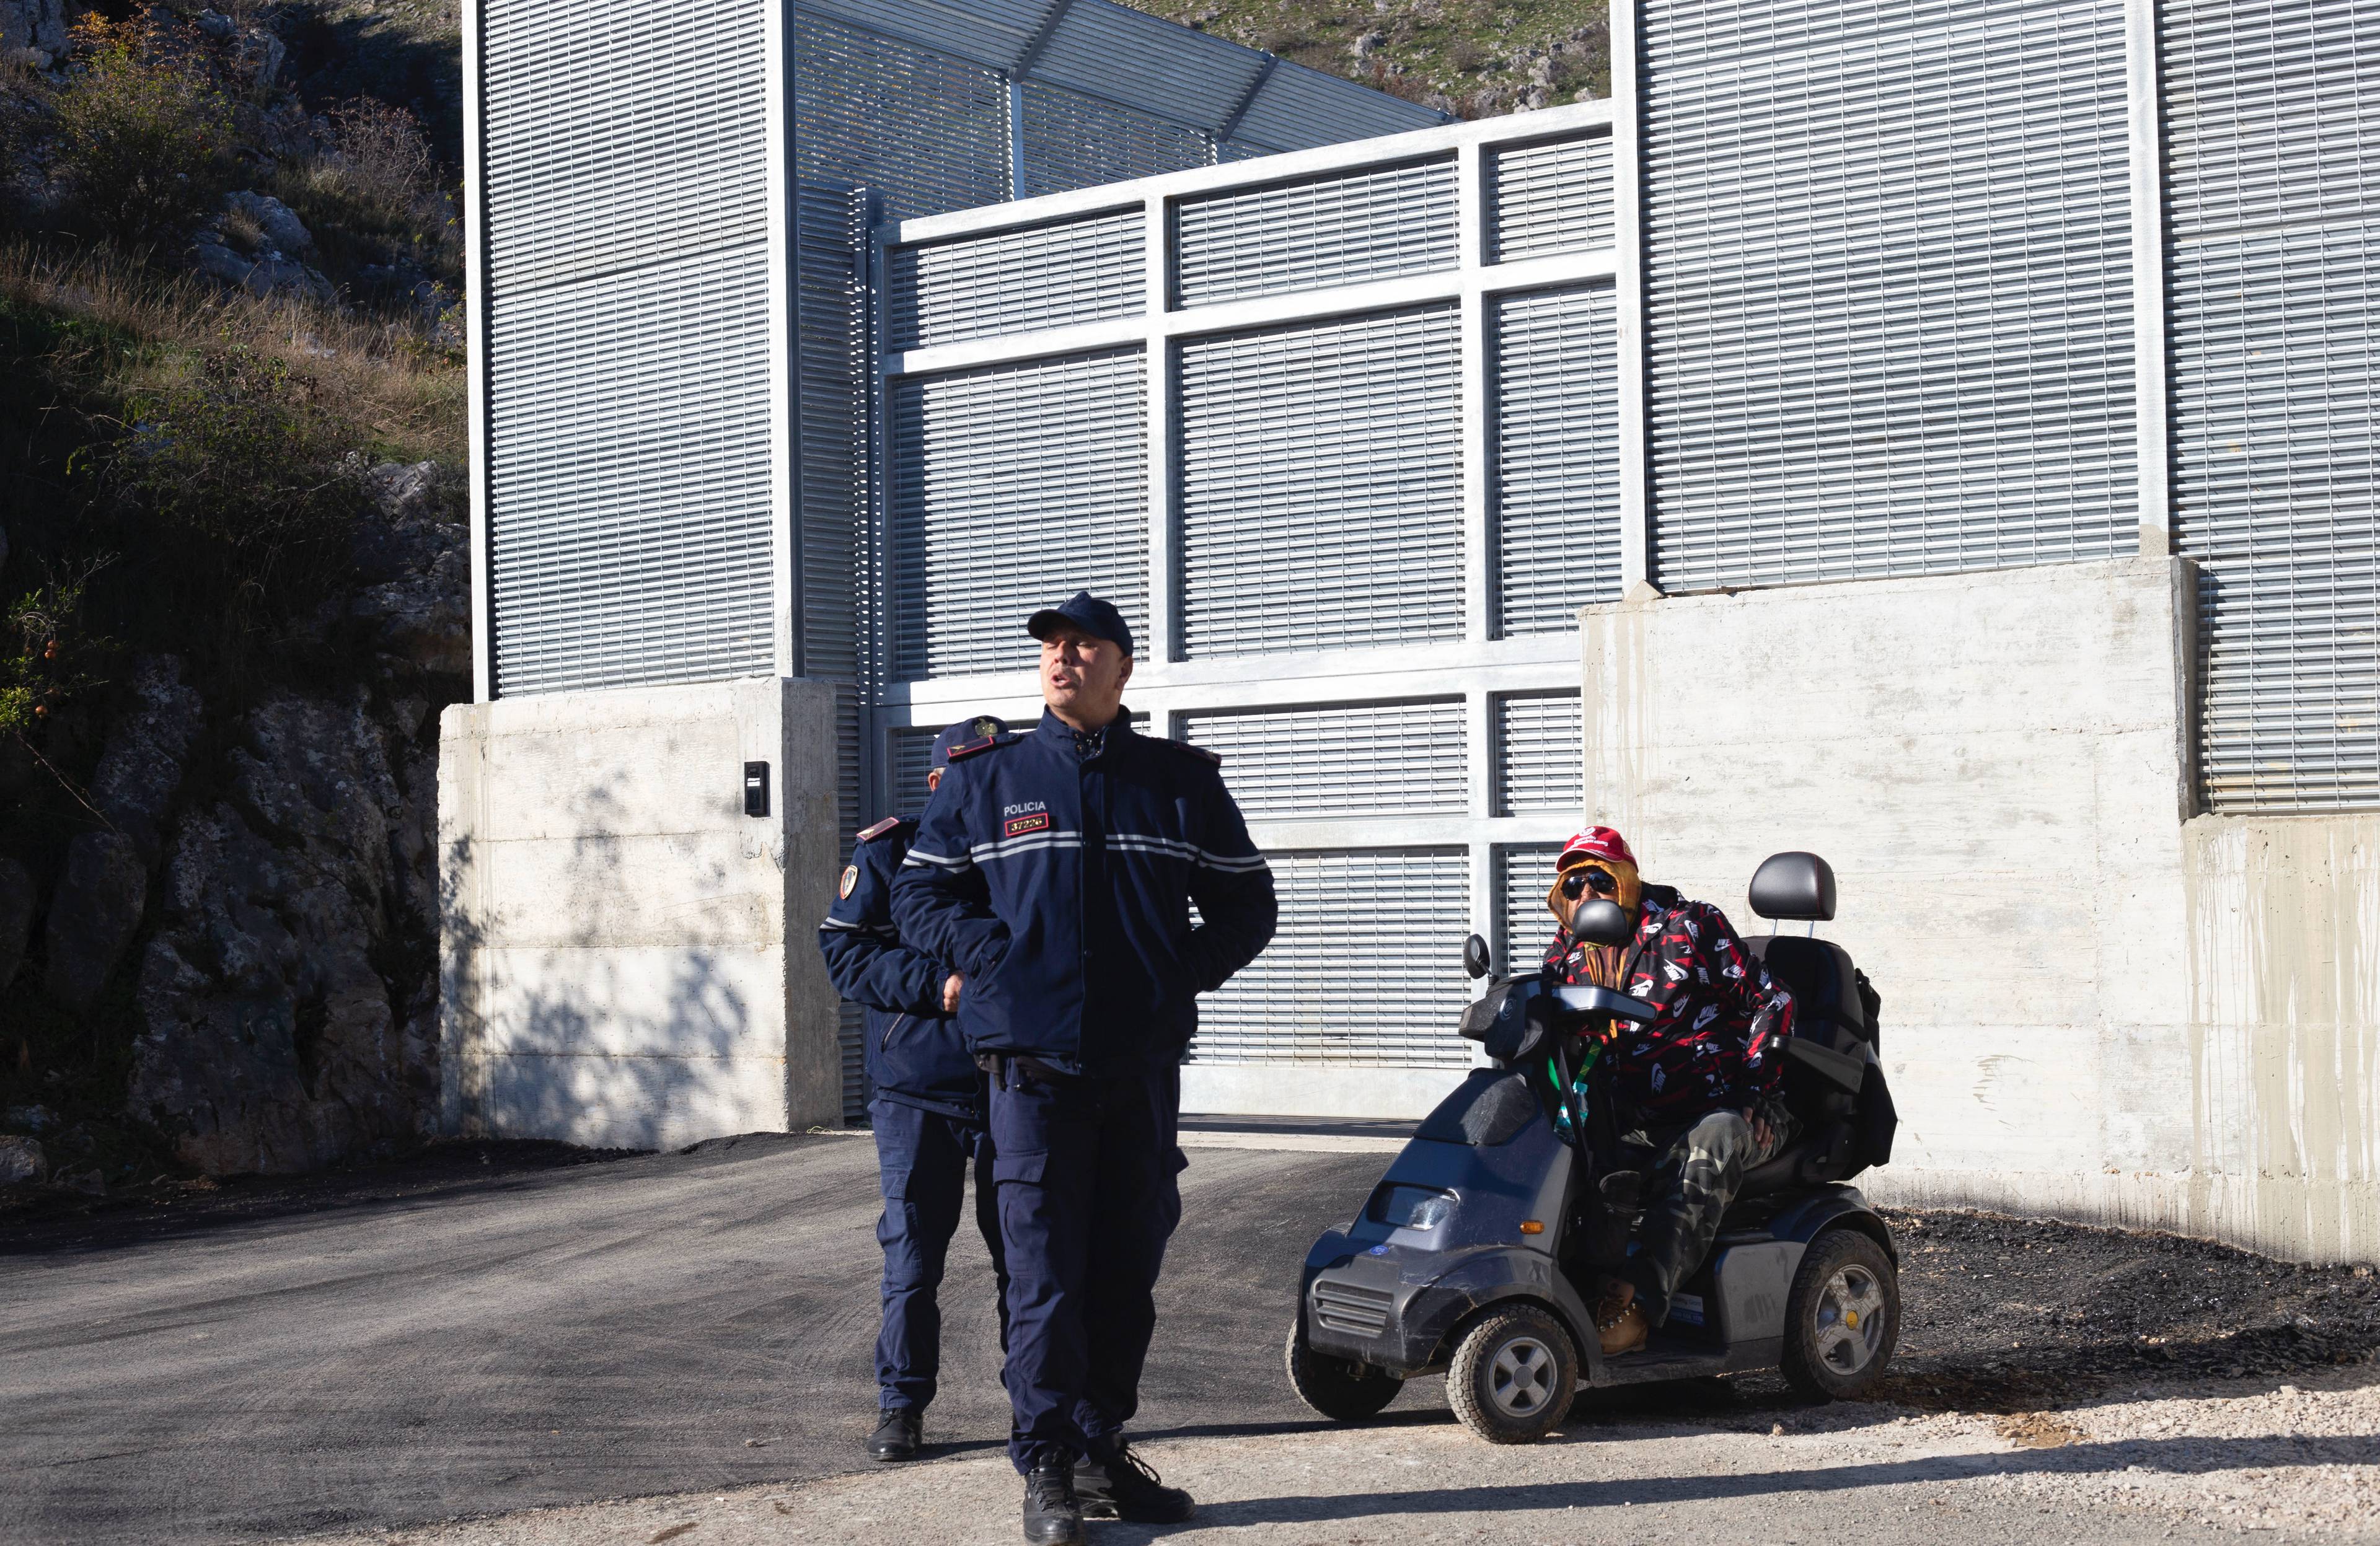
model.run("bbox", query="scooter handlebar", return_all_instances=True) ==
[1551,983,1660,1024]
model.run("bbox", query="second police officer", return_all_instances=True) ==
[894,592,1277,1546]
[818,715,1013,1465]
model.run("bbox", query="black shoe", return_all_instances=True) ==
[866,1408,921,1462]
[1021,1459,1084,1545]
[1077,1441,1195,1524]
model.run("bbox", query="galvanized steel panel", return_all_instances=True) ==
[1492,284,1622,635]
[1180,701,1468,819]
[796,0,1440,147]
[888,208,1145,351]
[1639,0,2137,591]
[1494,693,1584,816]
[1191,850,1473,1065]
[2167,0,2380,812]
[482,0,766,292]
[1178,306,1464,657]
[795,0,1058,70]
[1228,56,1448,151]
[1019,81,1214,200]
[1498,843,1564,975]
[801,185,873,681]
[487,247,774,696]
[1173,159,1458,308]
[1489,132,1616,263]
[888,349,1148,680]
[1030,0,1267,133]
[840,1001,869,1122]
[889,724,940,815]
[793,10,1010,221]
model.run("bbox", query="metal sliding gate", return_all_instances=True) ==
[876,108,1621,1099]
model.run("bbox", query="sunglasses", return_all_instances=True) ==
[1559,866,1617,900]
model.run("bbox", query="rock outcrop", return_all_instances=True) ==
[189,228,338,305]
[223,190,316,257]
[0,1134,43,1184]
[118,460,465,1173]
[42,832,146,1014]
[350,462,470,679]
[128,692,441,1174]
[0,0,69,68]
[0,858,33,995]
[90,656,205,867]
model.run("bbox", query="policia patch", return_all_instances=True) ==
[839,864,858,898]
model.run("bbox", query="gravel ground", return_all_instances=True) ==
[295,1369,2380,1545]
[1870,1208,2380,1409]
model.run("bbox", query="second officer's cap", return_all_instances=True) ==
[1026,591,1135,657]
[930,714,1008,770]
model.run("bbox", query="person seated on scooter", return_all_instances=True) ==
[1541,827,1799,1356]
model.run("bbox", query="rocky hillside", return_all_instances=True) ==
[0,0,466,1192]
[1127,0,1610,116]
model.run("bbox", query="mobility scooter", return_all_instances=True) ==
[1286,852,1903,1444]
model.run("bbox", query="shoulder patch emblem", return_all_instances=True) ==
[946,734,1011,762]
[857,816,904,842]
[838,864,858,899]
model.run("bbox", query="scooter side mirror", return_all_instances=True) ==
[1569,897,1634,946]
[1461,933,1491,980]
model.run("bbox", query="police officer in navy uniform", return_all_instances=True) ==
[894,593,1276,1545]
[818,715,1013,1464]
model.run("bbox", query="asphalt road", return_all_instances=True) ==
[7,1134,2377,1545]
[2,1133,1369,1545]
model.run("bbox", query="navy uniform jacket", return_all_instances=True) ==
[890,710,1277,1076]
[818,817,984,1120]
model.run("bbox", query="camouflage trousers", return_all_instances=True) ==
[1616,1102,1794,1324]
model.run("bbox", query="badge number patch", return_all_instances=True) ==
[838,864,858,899]
[1004,811,1050,838]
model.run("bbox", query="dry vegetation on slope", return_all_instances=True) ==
[1124,0,1611,118]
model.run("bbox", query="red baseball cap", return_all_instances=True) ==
[1558,826,1637,871]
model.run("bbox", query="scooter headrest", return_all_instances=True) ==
[1749,851,1836,922]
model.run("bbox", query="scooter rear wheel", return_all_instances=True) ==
[1446,1302,1579,1444]
[1780,1226,1900,1402]
[1284,1320,1403,1422]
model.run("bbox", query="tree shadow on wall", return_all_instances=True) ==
[441,772,780,1151]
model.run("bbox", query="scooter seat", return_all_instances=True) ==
[1739,936,1895,1187]
[1742,935,1872,1052]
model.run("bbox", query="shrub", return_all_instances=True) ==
[0,561,113,740]
[325,97,440,219]
[51,16,233,247]
[106,341,366,643]
[270,97,461,296]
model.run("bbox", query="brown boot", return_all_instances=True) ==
[1596,1295,1649,1356]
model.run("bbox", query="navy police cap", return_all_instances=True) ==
[930,714,1009,770]
[1026,591,1135,658]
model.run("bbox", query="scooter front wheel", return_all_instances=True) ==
[1446,1302,1579,1444]
[1284,1320,1403,1422]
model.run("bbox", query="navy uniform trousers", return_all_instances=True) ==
[872,1094,1010,1413]
[989,1058,1185,1472]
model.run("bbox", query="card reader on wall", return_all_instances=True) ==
[743,761,770,819]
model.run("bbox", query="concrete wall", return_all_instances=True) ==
[1580,556,2375,1265]
[439,677,844,1150]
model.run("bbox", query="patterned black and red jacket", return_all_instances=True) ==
[1541,883,1797,1124]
